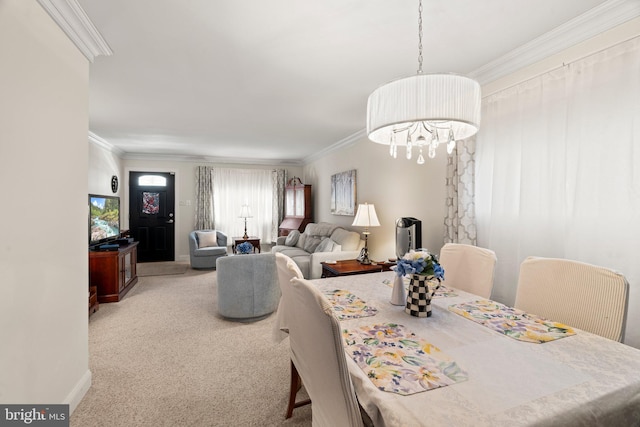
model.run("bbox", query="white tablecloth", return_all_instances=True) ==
[311,271,640,427]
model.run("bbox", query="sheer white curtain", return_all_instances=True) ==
[476,36,640,347]
[212,168,276,243]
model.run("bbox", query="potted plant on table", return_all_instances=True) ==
[236,241,254,255]
[394,250,445,317]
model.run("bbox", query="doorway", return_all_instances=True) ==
[129,171,175,262]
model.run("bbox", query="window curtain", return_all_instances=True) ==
[444,137,477,245]
[272,169,287,240]
[212,168,276,243]
[475,37,640,346]
[194,166,214,230]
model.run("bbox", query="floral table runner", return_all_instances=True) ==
[433,285,458,298]
[448,300,576,343]
[343,323,468,395]
[323,289,378,320]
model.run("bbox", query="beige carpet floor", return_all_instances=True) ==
[72,262,311,426]
[137,261,189,277]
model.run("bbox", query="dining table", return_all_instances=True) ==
[308,271,640,427]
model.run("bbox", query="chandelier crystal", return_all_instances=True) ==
[366,0,481,163]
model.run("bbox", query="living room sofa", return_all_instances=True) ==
[270,222,364,279]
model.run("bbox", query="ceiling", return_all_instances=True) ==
[78,0,611,164]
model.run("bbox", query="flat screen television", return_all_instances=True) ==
[89,194,120,246]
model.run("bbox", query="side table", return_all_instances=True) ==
[232,237,261,254]
[321,259,394,278]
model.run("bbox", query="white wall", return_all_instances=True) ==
[303,135,448,262]
[120,158,303,261]
[89,142,124,199]
[0,0,90,410]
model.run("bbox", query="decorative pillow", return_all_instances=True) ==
[196,231,218,248]
[295,233,307,249]
[285,230,300,246]
[315,237,337,253]
[330,228,362,251]
[303,236,323,253]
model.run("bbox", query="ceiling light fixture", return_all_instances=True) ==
[366,0,481,164]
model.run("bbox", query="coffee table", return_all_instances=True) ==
[321,259,393,278]
[232,237,261,254]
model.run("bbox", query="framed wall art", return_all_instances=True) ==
[330,169,357,216]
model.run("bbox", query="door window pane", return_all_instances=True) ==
[138,175,167,186]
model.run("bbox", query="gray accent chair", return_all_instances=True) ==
[216,253,281,321]
[189,230,228,269]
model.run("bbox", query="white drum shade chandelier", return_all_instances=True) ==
[366,0,481,164]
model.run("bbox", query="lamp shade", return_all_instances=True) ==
[238,205,253,218]
[352,203,380,228]
[367,73,481,145]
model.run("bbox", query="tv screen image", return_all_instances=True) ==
[89,195,120,245]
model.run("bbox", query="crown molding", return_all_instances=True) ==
[303,129,367,164]
[88,132,124,156]
[121,152,304,167]
[89,131,303,166]
[37,0,112,63]
[469,0,640,85]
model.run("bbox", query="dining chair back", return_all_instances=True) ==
[274,253,311,418]
[438,243,497,298]
[514,256,629,342]
[274,252,304,338]
[287,276,364,427]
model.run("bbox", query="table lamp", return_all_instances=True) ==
[239,204,253,239]
[352,203,380,264]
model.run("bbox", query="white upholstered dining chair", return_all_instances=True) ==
[274,253,311,418]
[438,243,497,298]
[287,276,365,427]
[514,256,629,342]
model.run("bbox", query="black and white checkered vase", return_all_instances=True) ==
[405,275,439,317]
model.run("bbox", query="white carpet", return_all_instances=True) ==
[72,265,311,426]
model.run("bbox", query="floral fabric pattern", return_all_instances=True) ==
[142,192,160,215]
[323,289,378,320]
[434,285,459,298]
[343,323,468,395]
[448,300,576,343]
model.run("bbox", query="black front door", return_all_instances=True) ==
[129,171,175,262]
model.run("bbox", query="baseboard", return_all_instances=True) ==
[177,254,190,262]
[65,369,92,414]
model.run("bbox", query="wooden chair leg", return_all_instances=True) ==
[286,359,311,419]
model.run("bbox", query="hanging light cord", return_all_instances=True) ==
[417,0,423,74]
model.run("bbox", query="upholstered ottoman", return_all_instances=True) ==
[215,253,281,321]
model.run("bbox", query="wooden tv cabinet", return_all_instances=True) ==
[89,242,139,303]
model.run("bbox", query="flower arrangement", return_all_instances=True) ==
[236,241,254,254]
[395,250,445,281]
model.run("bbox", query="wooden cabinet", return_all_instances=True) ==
[279,179,312,236]
[89,242,139,303]
[89,286,99,315]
